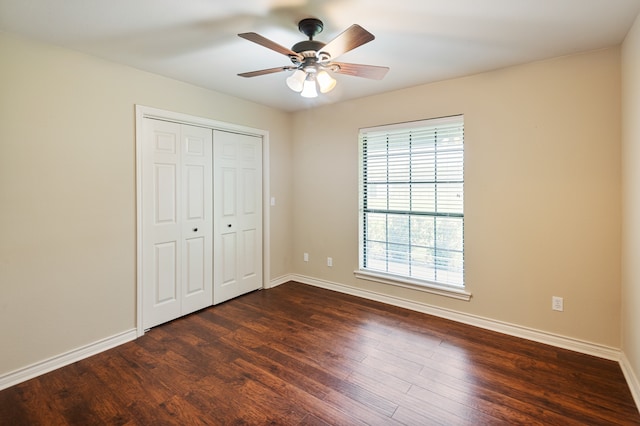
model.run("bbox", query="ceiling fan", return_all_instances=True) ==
[237,18,389,98]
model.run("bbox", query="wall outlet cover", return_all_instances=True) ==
[552,296,564,312]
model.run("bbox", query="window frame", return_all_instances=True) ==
[355,115,471,301]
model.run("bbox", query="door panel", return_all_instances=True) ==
[142,119,212,329]
[243,169,257,214]
[180,125,213,315]
[154,164,177,224]
[184,236,205,295]
[142,120,182,329]
[222,168,236,216]
[213,130,263,304]
[185,166,204,220]
[242,229,258,278]
[154,242,178,304]
[222,233,237,284]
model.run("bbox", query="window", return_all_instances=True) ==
[357,115,465,294]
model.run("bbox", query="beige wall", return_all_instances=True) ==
[292,48,622,347]
[0,33,293,375]
[622,14,640,383]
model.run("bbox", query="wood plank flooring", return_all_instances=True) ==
[1,281,638,425]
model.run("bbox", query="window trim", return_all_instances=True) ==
[354,269,472,301]
[356,115,470,300]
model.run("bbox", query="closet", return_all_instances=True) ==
[139,114,263,330]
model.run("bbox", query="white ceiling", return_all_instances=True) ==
[1,0,639,112]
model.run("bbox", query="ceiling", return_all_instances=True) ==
[1,0,639,112]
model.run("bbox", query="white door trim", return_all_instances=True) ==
[135,105,271,337]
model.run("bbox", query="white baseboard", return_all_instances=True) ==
[289,274,621,361]
[621,353,640,412]
[268,274,293,289]
[0,328,137,391]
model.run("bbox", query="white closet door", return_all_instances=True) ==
[180,125,213,315]
[142,119,212,329]
[213,130,263,304]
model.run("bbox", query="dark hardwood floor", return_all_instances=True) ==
[1,281,638,425]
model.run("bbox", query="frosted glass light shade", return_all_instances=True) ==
[286,70,306,92]
[317,71,337,93]
[300,77,318,98]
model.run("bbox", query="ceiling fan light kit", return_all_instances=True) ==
[238,18,389,99]
[300,74,318,98]
[287,68,336,97]
[286,69,306,92]
[316,71,337,93]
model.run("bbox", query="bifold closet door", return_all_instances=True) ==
[213,130,263,304]
[141,119,213,329]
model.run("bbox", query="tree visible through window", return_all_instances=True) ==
[358,115,464,287]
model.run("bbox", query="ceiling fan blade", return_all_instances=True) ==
[238,32,302,60]
[333,62,389,80]
[320,25,375,59]
[238,66,294,78]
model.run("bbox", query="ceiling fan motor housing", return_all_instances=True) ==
[291,40,326,56]
[291,18,330,64]
[298,18,324,39]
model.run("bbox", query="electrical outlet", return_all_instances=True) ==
[303,253,309,262]
[327,257,333,267]
[552,296,564,312]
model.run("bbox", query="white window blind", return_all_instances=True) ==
[359,115,464,287]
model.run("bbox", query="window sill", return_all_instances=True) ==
[353,270,472,301]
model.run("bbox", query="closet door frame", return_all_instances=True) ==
[135,105,271,337]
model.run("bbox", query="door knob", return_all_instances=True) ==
[227,224,232,228]
[193,228,198,232]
